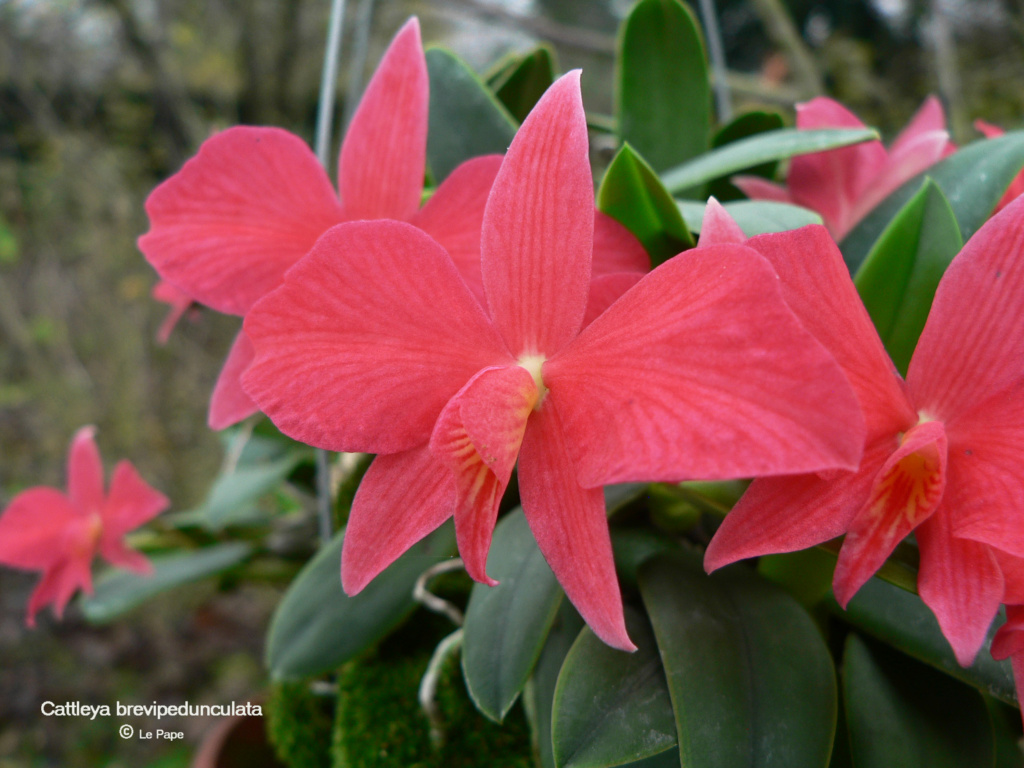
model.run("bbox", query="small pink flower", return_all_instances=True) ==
[705,195,1024,667]
[0,427,169,626]
[242,72,864,650]
[735,96,954,240]
[975,120,1024,213]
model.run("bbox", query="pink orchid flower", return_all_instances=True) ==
[139,18,646,431]
[735,96,955,241]
[0,427,168,626]
[241,71,865,650]
[975,120,1024,214]
[704,194,1024,667]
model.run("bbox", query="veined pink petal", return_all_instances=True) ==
[209,330,259,430]
[481,71,594,357]
[545,244,864,487]
[908,194,1024,420]
[592,211,650,275]
[732,176,793,205]
[747,226,918,437]
[25,556,93,627]
[152,280,193,344]
[430,365,537,585]
[916,509,1004,667]
[704,435,895,572]
[0,488,81,569]
[68,426,104,514]
[338,18,427,222]
[243,221,512,454]
[341,446,455,594]
[583,272,644,327]
[100,460,169,548]
[698,198,746,246]
[833,420,948,607]
[518,400,635,651]
[409,155,504,305]
[889,96,949,157]
[140,127,343,315]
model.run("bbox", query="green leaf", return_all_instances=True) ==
[843,634,994,768]
[488,45,557,124]
[854,179,962,375]
[425,47,517,182]
[598,143,694,265]
[612,528,688,585]
[528,602,585,768]
[266,521,456,680]
[552,607,677,768]
[605,482,649,515]
[80,542,253,623]
[842,131,1024,271]
[831,576,1017,705]
[195,452,307,530]
[639,555,837,768]
[677,199,823,236]
[463,509,563,722]
[661,128,878,196]
[617,0,710,175]
[708,110,786,201]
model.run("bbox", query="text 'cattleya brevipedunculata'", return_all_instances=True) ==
[242,71,866,649]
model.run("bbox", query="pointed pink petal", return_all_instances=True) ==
[991,605,1024,659]
[997,552,1024,604]
[518,400,635,651]
[341,445,455,594]
[25,556,93,627]
[704,435,894,572]
[209,330,259,430]
[732,176,793,204]
[747,225,918,437]
[152,280,194,344]
[140,127,344,316]
[244,221,512,454]
[856,128,950,220]
[583,272,644,327]
[409,154,504,305]
[592,211,650,275]
[100,460,169,546]
[0,488,81,569]
[430,365,537,585]
[545,243,865,487]
[975,120,1004,140]
[481,71,594,357]
[68,426,104,513]
[916,510,1004,667]
[833,420,948,607]
[890,96,948,156]
[100,540,153,575]
[698,198,746,246]
[907,194,1024,420]
[338,18,427,221]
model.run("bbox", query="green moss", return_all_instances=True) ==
[267,680,335,768]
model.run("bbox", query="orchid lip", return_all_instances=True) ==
[517,354,548,409]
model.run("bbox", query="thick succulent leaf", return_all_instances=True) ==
[678,199,822,236]
[842,131,1024,271]
[552,607,677,768]
[854,179,962,374]
[190,450,308,530]
[489,45,557,124]
[266,522,456,680]
[597,143,694,265]
[617,0,710,175]
[463,509,563,722]
[830,576,1016,705]
[528,601,585,768]
[425,47,517,182]
[660,128,878,196]
[640,555,837,768]
[708,110,786,201]
[843,634,994,768]
[80,542,252,623]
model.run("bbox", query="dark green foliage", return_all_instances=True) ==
[267,681,335,768]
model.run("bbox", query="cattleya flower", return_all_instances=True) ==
[704,195,1024,667]
[975,120,1024,213]
[241,71,865,650]
[735,96,954,240]
[0,427,168,626]
[139,17,646,430]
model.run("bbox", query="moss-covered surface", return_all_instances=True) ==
[266,681,334,768]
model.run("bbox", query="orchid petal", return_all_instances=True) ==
[860,129,951,218]
[409,154,503,305]
[152,280,193,344]
[26,556,93,627]
[481,70,594,357]
[341,445,455,594]
[140,127,343,315]
[243,221,512,453]
[430,365,537,585]
[747,225,917,436]
[518,400,635,651]
[908,194,1024,419]
[338,18,428,221]
[583,272,644,327]
[698,197,746,246]
[917,509,1004,667]
[732,176,793,205]
[68,426,104,513]
[546,243,864,487]
[208,330,259,430]
[100,460,169,546]
[592,211,650,275]
[889,96,949,156]
[997,552,1024,604]
[991,605,1024,659]
[833,420,948,607]
[0,488,81,569]
[704,435,894,572]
